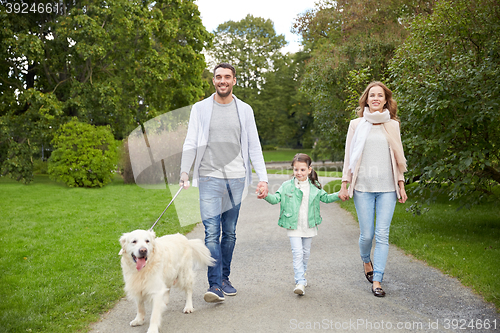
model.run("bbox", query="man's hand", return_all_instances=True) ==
[180,172,190,189]
[256,181,268,199]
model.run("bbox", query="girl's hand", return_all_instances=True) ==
[339,181,349,201]
[256,181,268,199]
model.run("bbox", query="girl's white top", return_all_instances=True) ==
[287,178,318,238]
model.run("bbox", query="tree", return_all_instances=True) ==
[206,14,286,101]
[207,15,314,148]
[255,51,315,148]
[0,0,211,183]
[293,0,435,158]
[389,0,500,206]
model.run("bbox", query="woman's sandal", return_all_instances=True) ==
[364,261,374,283]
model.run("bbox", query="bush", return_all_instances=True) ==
[48,119,118,187]
[262,145,277,151]
[33,159,48,175]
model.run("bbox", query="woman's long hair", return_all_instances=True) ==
[357,81,399,121]
[291,153,321,189]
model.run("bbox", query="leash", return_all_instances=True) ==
[149,185,184,231]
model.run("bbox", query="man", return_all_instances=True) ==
[180,63,268,302]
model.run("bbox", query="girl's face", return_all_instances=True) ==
[293,161,312,181]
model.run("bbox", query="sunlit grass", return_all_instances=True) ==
[0,175,195,333]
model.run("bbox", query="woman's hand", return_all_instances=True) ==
[339,181,349,201]
[398,181,407,203]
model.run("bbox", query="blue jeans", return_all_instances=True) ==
[353,190,397,283]
[289,237,313,285]
[199,176,245,288]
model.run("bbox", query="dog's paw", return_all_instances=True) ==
[183,306,194,314]
[130,318,144,327]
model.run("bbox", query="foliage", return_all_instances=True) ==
[48,119,118,187]
[389,0,500,206]
[293,0,435,154]
[207,16,314,147]
[253,52,315,147]
[206,14,286,101]
[0,0,211,183]
[0,119,35,183]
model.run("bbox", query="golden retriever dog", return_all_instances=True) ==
[119,229,214,333]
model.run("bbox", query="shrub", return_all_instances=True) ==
[262,145,277,151]
[33,159,48,175]
[48,119,118,187]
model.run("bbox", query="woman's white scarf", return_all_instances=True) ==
[349,107,407,174]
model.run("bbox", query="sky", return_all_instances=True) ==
[194,0,319,54]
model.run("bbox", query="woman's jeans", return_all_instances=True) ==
[289,237,313,285]
[199,176,245,288]
[353,190,397,283]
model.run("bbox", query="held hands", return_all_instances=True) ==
[256,181,268,199]
[338,181,349,201]
[179,172,190,189]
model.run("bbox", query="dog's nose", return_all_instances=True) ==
[139,247,147,256]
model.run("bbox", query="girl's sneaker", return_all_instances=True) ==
[294,284,305,295]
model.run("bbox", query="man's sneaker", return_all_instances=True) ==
[294,284,305,296]
[204,286,225,303]
[221,279,237,296]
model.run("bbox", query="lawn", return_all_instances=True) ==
[267,168,342,178]
[262,148,312,162]
[0,175,195,333]
[324,180,500,310]
[2,173,498,333]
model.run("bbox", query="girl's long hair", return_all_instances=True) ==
[291,153,321,189]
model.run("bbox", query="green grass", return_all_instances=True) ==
[262,148,312,162]
[267,168,342,178]
[324,180,500,310]
[0,175,195,333]
[3,174,498,333]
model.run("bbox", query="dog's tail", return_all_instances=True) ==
[188,239,216,268]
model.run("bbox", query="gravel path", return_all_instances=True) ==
[90,174,499,333]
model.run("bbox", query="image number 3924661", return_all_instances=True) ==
[4,2,62,15]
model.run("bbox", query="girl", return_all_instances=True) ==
[261,153,340,295]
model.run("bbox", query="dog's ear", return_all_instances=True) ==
[148,230,156,240]
[118,233,128,255]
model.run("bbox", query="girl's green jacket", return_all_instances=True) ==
[264,177,340,229]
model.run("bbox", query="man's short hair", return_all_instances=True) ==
[213,63,236,77]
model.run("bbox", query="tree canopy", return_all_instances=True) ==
[207,15,313,148]
[293,0,435,159]
[0,0,211,183]
[389,0,500,206]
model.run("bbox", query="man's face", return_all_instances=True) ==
[213,68,236,98]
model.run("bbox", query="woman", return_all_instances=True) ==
[338,82,407,297]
